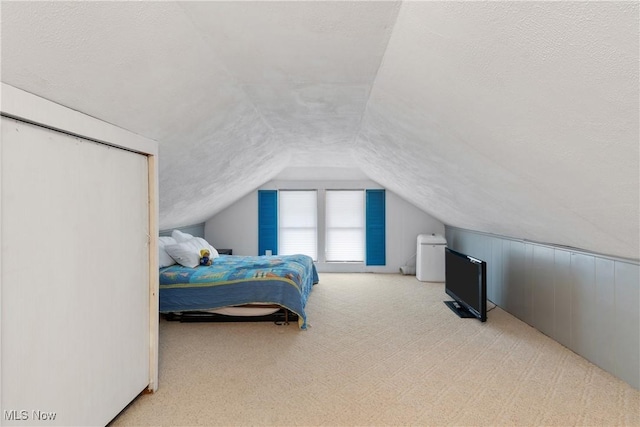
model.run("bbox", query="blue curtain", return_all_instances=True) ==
[366,189,386,265]
[258,190,278,256]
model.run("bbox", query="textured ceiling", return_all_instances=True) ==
[2,1,638,260]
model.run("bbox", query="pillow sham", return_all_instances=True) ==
[159,236,177,246]
[171,229,194,243]
[158,236,177,268]
[164,237,220,268]
[158,249,176,268]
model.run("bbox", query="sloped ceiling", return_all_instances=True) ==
[1,1,638,260]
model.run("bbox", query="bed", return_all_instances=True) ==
[159,253,318,329]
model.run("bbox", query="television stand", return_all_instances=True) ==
[444,300,476,318]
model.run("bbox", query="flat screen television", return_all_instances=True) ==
[444,247,487,322]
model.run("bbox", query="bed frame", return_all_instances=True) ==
[162,305,298,326]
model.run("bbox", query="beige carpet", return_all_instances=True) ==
[111,273,639,426]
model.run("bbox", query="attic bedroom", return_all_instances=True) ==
[1,1,638,426]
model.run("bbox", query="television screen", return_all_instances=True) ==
[444,247,487,322]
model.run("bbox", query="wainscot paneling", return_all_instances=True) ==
[614,261,640,388]
[445,226,639,390]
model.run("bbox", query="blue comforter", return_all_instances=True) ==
[159,254,318,329]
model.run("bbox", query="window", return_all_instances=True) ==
[325,190,364,262]
[278,190,317,260]
[259,188,385,265]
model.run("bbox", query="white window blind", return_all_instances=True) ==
[279,190,317,260]
[326,190,364,262]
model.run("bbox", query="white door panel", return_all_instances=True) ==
[1,118,150,426]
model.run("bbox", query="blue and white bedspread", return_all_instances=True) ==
[159,254,318,329]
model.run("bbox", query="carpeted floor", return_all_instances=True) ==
[111,273,639,426]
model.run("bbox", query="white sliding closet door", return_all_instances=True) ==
[1,117,150,426]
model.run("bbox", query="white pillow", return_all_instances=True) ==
[158,236,177,268]
[164,237,219,268]
[159,236,177,246]
[171,229,194,243]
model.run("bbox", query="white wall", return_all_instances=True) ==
[205,179,444,273]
